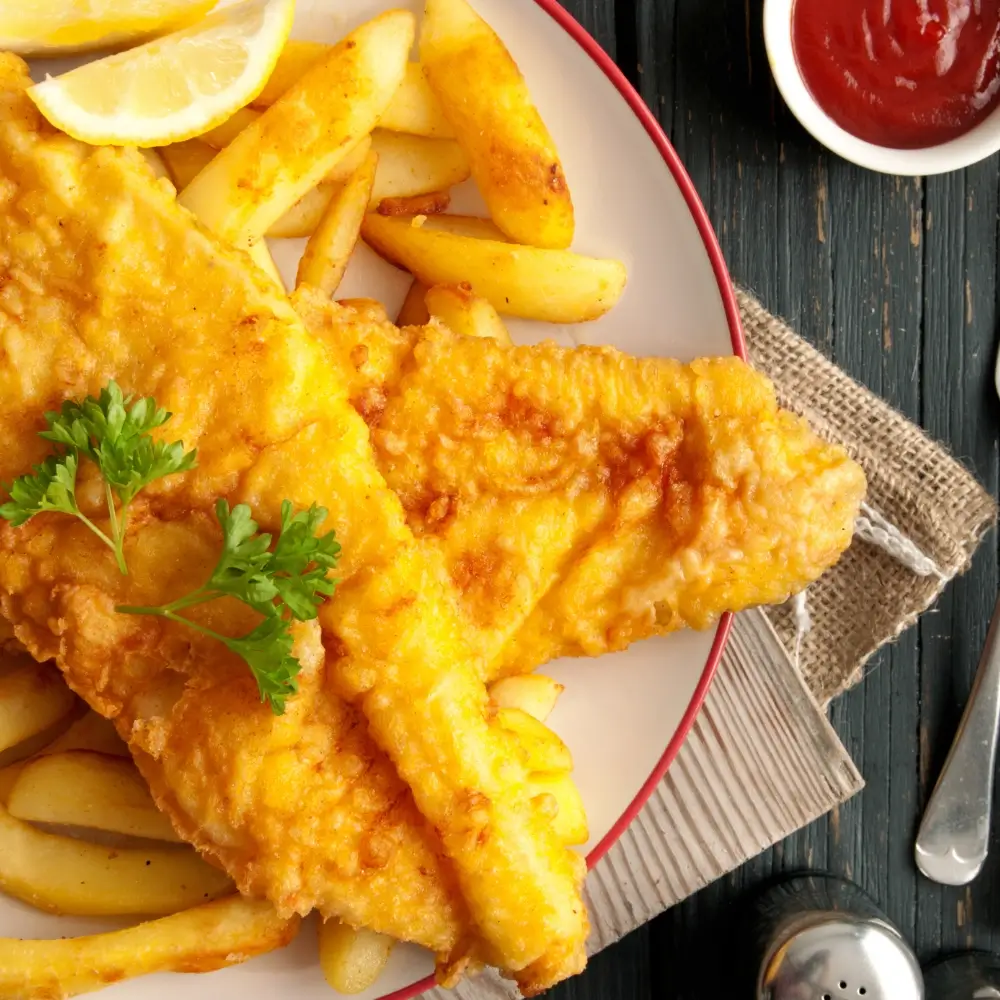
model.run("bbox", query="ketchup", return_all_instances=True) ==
[792,0,1000,148]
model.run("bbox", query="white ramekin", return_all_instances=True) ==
[763,0,1000,175]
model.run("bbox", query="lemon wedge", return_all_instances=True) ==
[0,0,216,56]
[28,0,296,147]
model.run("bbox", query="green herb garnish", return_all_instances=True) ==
[0,382,195,573]
[2,383,341,714]
[118,499,341,714]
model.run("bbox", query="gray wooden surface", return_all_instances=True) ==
[547,0,1000,996]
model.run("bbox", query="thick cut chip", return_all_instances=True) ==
[362,214,626,322]
[0,895,298,998]
[420,0,574,248]
[178,11,413,247]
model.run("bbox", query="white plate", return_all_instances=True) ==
[20,2,744,997]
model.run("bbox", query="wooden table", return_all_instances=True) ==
[547,0,1000,996]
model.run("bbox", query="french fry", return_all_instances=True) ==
[41,710,129,757]
[297,151,379,296]
[256,138,374,240]
[361,214,627,323]
[252,38,330,107]
[0,763,24,805]
[425,283,512,345]
[368,130,469,207]
[497,708,572,773]
[263,134,465,239]
[322,135,376,187]
[197,105,263,149]
[417,213,508,240]
[266,184,337,239]
[396,278,431,326]
[528,772,588,846]
[255,43,454,139]
[246,240,285,289]
[0,895,299,998]
[421,0,574,248]
[378,61,455,138]
[377,190,451,217]
[488,674,564,721]
[158,138,216,190]
[0,710,78,770]
[318,918,394,995]
[179,11,414,248]
[0,659,77,755]
[8,750,181,843]
[0,802,232,915]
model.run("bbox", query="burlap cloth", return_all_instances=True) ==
[425,291,997,1000]
[739,289,997,703]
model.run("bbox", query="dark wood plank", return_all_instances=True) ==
[554,0,617,59]
[916,159,1000,961]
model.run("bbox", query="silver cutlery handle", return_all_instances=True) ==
[915,594,1000,885]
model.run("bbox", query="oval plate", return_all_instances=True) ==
[17,1,744,997]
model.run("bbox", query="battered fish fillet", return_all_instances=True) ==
[294,290,867,678]
[0,56,586,993]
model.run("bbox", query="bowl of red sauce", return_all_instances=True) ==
[764,0,1000,174]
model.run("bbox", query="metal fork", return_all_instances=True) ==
[913,355,1000,886]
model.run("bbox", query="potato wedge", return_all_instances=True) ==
[397,278,431,326]
[425,283,512,345]
[377,190,451,217]
[417,213,508,240]
[489,674,564,721]
[0,763,24,805]
[361,215,627,322]
[0,659,77,755]
[298,151,379,296]
[368,130,469,207]
[0,802,231,915]
[255,43,453,138]
[319,918,394,995]
[158,138,216,190]
[0,895,298,998]
[179,11,414,247]
[529,772,589,846]
[8,751,181,843]
[266,184,337,239]
[247,240,285,290]
[379,61,455,138]
[421,0,574,248]
[198,105,263,149]
[252,38,330,108]
[0,710,78,770]
[264,138,375,239]
[497,708,572,773]
[41,710,129,757]
[261,134,465,239]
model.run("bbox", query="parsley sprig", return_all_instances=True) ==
[2,382,342,714]
[0,382,195,573]
[118,499,341,714]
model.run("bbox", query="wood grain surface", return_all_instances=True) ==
[544,0,1000,996]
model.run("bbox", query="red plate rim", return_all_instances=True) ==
[381,3,745,997]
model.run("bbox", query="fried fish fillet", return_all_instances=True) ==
[0,55,586,993]
[293,289,867,679]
